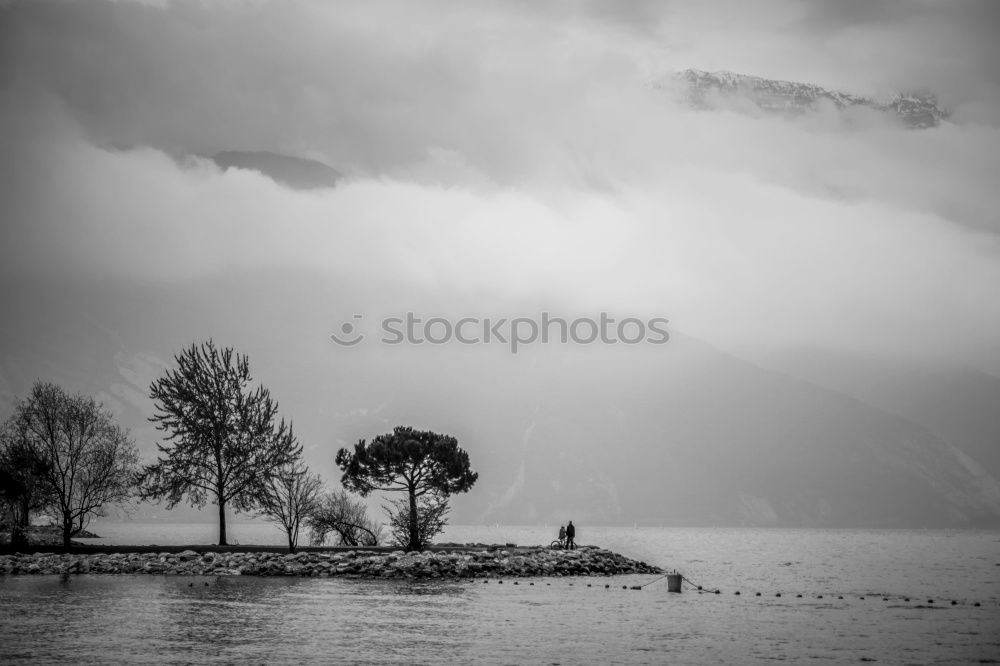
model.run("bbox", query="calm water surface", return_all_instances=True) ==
[3,526,999,664]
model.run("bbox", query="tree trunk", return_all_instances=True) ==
[218,499,228,546]
[17,494,30,532]
[10,524,27,549]
[11,495,30,548]
[62,513,73,550]
[407,487,420,551]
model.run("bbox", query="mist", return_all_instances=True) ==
[2,0,1000,527]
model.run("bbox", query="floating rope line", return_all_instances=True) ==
[680,574,721,594]
[633,571,671,589]
[478,577,996,606]
[626,574,995,606]
[629,571,721,592]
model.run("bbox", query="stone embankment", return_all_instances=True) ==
[0,546,661,578]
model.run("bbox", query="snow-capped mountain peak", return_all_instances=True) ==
[668,69,948,128]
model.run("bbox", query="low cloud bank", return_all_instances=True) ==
[1,0,999,365]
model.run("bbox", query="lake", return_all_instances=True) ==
[2,526,998,664]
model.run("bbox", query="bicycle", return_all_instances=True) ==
[549,538,566,549]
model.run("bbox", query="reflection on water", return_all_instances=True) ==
[3,530,1000,664]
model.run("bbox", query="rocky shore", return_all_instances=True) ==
[0,546,661,578]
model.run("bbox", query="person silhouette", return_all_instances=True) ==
[558,524,567,547]
[566,520,576,550]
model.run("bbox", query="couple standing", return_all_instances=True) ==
[558,521,576,549]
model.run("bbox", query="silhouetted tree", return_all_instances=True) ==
[307,489,381,547]
[336,426,477,551]
[15,383,139,549]
[257,461,322,552]
[140,341,302,545]
[0,416,53,548]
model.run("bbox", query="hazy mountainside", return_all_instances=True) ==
[211,151,341,190]
[760,350,1000,482]
[669,69,948,128]
[446,337,1000,528]
[2,277,998,529]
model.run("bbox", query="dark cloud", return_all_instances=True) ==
[793,0,926,31]
[787,0,1000,118]
[794,0,1000,36]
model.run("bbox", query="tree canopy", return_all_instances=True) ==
[336,426,477,550]
[140,340,302,545]
[13,382,139,548]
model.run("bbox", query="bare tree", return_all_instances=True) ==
[140,341,302,545]
[16,383,140,549]
[307,489,381,547]
[257,461,323,552]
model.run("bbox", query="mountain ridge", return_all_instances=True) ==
[669,69,948,128]
[211,150,341,190]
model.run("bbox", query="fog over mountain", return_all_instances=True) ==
[2,0,999,528]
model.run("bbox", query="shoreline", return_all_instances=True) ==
[0,526,101,548]
[0,545,662,578]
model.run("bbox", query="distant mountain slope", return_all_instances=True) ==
[212,151,341,189]
[457,336,1000,528]
[4,278,997,529]
[761,350,1000,482]
[669,69,948,128]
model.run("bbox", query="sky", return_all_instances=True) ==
[2,0,999,365]
[1,1,1000,527]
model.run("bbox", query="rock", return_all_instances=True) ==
[0,547,662,579]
